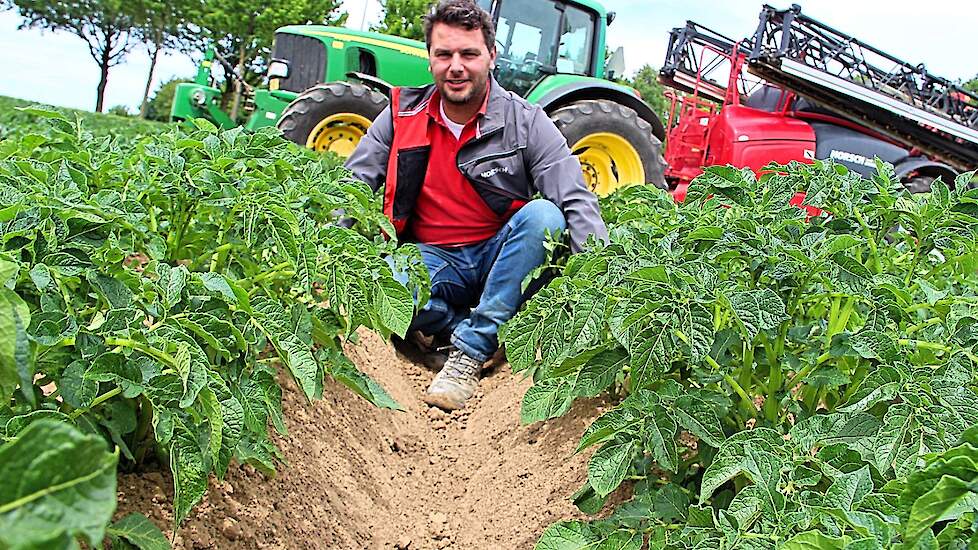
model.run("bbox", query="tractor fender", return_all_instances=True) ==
[345,72,393,99]
[893,157,958,185]
[533,82,666,141]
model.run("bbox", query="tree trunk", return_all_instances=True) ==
[139,31,163,119]
[228,42,246,122]
[95,40,112,113]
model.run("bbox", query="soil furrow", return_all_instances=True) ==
[117,331,619,549]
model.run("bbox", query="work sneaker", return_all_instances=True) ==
[423,348,483,410]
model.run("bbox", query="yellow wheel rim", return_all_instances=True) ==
[571,132,646,196]
[305,113,373,157]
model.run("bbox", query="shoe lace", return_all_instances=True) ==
[443,349,481,379]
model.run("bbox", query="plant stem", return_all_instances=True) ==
[240,261,293,290]
[897,339,949,352]
[676,329,754,416]
[69,386,122,419]
[834,298,855,335]
[148,204,158,233]
[208,242,232,273]
[133,396,155,466]
[853,208,881,273]
[906,317,942,335]
[765,353,782,423]
[55,277,77,318]
[104,337,179,368]
[825,296,841,346]
[904,303,935,314]
[904,240,924,287]
[786,352,832,388]
[705,356,754,415]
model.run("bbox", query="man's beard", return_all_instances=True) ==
[442,75,487,106]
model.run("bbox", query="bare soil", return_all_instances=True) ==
[116,331,622,549]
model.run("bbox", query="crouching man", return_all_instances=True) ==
[345,0,607,410]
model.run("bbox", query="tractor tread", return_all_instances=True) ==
[550,99,667,191]
[277,81,389,147]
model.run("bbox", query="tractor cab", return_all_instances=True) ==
[477,0,611,96]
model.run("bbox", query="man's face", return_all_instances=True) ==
[429,22,496,106]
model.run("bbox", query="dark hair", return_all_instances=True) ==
[423,0,496,52]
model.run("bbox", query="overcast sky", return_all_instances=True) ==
[1,0,975,112]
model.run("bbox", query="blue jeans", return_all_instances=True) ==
[394,199,566,362]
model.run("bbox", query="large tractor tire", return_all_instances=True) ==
[902,175,935,194]
[550,100,667,196]
[901,174,978,193]
[277,81,388,157]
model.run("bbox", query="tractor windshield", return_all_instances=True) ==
[489,0,596,96]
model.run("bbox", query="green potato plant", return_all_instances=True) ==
[0,108,428,548]
[501,162,978,548]
[0,95,167,143]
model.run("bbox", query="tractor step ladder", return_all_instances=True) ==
[659,21,765,186]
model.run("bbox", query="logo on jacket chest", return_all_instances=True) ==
[480,165,514,179]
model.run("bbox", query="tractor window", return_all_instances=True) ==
[557,5,594,75]
[494,0,561,96]
[358,49,377,76]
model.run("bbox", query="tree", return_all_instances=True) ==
[144,77,192,121]
[133,0,195,118]
[373,0,435,41]
[195,0,348,121]
[626,64,669,121]
[964,75,978,95]
[5,0,139,112]
[106,104,132,117]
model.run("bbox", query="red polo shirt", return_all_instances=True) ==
[410,86,515,247]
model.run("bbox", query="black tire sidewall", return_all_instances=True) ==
[278,82,388,146]
[902,176,935,194]
[550,100,666,189]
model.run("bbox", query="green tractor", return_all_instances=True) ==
[172,0,666,195]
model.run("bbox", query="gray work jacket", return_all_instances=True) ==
[344,76,608,253]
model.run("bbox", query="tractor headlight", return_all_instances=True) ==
[268,59,290,79]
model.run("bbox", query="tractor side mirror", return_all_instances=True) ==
[607,11,616,25]
[268,59,290,79]
[606,47,626,80]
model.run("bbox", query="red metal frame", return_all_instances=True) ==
[664,41,746,197]
[663,40,821,216]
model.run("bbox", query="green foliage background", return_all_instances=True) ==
[0,95,168,140]
[622,64,669,120]
[964,75,978,101]
[193,0,348,115]
[145,78,193,122]
[2,0,141,111]
[372,0,436,41]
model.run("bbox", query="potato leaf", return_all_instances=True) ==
[0,420,118,548]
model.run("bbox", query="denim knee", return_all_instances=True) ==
[512,199,566,237]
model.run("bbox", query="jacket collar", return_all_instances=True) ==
[427,80,491,127]
[476,75,508,138]
[397,75,508,138]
